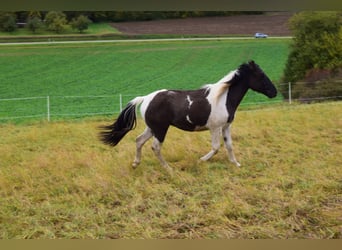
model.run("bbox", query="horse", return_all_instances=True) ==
[99,61,277,171]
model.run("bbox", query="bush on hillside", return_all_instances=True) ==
[0,12,17,32]
[282,68,342,102]
[281,11,342,101]
[283,12,342,83]
[70,15,92,33]
[27,16,43,33]
[45,11,68,33]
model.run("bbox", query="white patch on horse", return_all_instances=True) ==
[206,93,229,128]
[217,70,238,84]
[186,115,193,124]
[139,89,167,120]
[203,72,237,129]
[186,95,193,109]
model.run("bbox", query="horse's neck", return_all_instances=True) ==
[226,82,249,123]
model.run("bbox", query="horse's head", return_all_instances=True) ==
[245,60,277,98]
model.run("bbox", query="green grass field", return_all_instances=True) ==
[0,102,341,239]
[0,39,290,121]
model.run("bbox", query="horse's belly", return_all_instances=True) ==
[193,126,208,131]
[171,123,208,132]
[171,111,210,132]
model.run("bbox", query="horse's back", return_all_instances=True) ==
[142,88,213,132]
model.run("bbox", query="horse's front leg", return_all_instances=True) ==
[200,128,221,161]
[222,124,241,167]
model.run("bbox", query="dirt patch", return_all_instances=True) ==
[111,12,293,36]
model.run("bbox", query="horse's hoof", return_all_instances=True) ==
[230,160,241,167]
[162,164,174,176]
[132,162,139,169]
[166,168,174,177]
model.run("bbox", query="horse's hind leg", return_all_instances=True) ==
[132,127,153,168]
[222,124,241,167]
[152,137,172,172]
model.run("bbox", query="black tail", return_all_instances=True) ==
[99,102,138,146]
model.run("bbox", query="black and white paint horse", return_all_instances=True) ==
[100,61,277,171]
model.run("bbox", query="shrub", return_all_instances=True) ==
[45,11,68,33]
[281,11,342,101]
[27,16,43,33]
[281,68,342,102]
[0,12,17,32]
[283,12,342,82]
[70,15,92,33]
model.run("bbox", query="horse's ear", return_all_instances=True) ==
[248,60,256,66]
[248,60,258,70]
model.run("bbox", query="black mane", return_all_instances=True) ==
[228,62,257,86]
[225,62,254,123]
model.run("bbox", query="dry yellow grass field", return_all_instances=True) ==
[0,102,341,238]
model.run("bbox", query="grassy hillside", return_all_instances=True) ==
[0,39,290,121]
[0,102,341,239]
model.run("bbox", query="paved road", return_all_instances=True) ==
[0,36,292,46]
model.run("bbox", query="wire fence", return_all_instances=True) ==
[0,94,135,122]
[0,82,341,122]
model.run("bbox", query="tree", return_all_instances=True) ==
[283,11,342,83]
[45,11,68,33]
[281,11,342,101]
[28,11,42,19]
[27,16,42,33]
[70,15,92,33]
[0,12,17,32]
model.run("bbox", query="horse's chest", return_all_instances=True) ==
[202,85,230,128]
[206,102,229,128]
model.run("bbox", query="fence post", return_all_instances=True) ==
[119,94,122,112]
[288,82,292,104]
[47,96,50,122]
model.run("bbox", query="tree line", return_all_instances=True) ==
[0,11,93,34]
[0,11,262,34]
